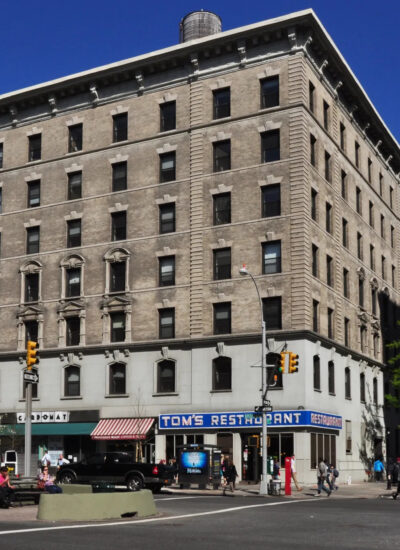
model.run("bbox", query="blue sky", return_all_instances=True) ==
[2,0,399,141]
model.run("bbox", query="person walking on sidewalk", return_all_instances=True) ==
[223,459,238,494]
[315,458,331,497]
[373,457,385,482]
[291,454,302,492]
[329,464,339,491]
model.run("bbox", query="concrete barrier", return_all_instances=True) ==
[59,483,92,494]
[37,489,156,521]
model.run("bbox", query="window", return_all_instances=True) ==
[0,188,2,214]
[369,201,374,227]
[340,123,346,151]
[111,212,127,241]
[213,303,231,335]
[346,420,352,454]
[380,215,385,239]
[357,232,363,260]
[360,373,366,403]
[345,367,351,399]
[310,433,336,470]
[310,134,316,167]
[160,152,176,182]
[360,325,367,353]
[381,255,386,280]
[110,261,126,293]
[28,135,41,162]
[355,141,360,168]
[213,193,231,225]
[341,170,347,199]
[67,220,81,248]
[157,360,175,393]
[343,268,349,299]
[27,180,40,208]
[159,308,175,339]
[379,173,383,196]
[323,101,329,130]
[312,300,319,332]
[109,362,126,394]
[390,187,394,209]
[392,265,396,288]
[26,227,40,254]
[159,256,175,286]
[0,143,3,168]
[309,82,315,113]
[110,313,126,343]
[66,267,81,298]
[373,377,378,405]
[160,102,176,132]
[262,184,280,218]
[371,286,377,316]
[367,158,372,183]
[325,203,332,233]
[213,140,231,172]
[66,317,80,346]
[159,203,175,234]
[327,308,334,338]
[311,189,318,221]
[68,172,82,200]
[328,361,335,395]
[213,248,231,280]
[391,225,395,248]
[312,244,319,277]
[262,241,281,274]
[261,130,280,163]
[68,124,82,152]
[342,218,348,248]
[326,255,333,287]
[356,187,362,214]
[260,76,279,109]
[262,297,282,330]
[64,365,80,397]
[25,273,39,303]
[112,162,127,192]
[212,357,232,391]
[24,320,38,346]
[112,113,128,142]
[344,317,350,347]
[359,277,364,307]
[213,88,230,119]
[370,244,375,271]
[373,334,379,359]
[324,151,331,182]
[313,355,320,390]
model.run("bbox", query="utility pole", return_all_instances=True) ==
[24,383,32,477]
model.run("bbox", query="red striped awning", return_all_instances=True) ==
[90,418,154,440]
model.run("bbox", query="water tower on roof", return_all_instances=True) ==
[179,11,222,43]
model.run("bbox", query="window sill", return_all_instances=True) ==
[329,393,336,397]
[345,397,352,401]
[210,389,232,394]
[152,392,178,397]
[19,398,40,402]
[60,396,83,400]
[314,388,322,392]
[105,393,129,398]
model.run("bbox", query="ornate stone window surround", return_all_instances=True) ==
[60,254,85,300]
[104,247,131,296]
[19,260,42,304]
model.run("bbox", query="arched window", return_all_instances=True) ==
[328,361,335,394]
[20,260,42,304]
[157,360,176,393]
[212,356,232,391]
[360,373,366,403]
[313,355,320,390]
[104,248,130,295]
[60,254,85,299]
[64,365,80,397]
[345,367,351,399]
[109,362,126,395]
[373,377,378,405]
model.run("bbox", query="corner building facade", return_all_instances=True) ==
[0,10,399,483]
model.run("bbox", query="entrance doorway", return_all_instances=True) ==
[241,432,294,482]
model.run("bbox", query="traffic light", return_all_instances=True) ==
[26,341,38,370]
[288,352,299,373]
[278,352,286,374]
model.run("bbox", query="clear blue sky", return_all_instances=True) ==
[2,0,399,142]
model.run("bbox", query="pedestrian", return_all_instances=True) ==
[387,458,395,490]
[169,457,179,484]
[41,449,51,468]
[223,459,238,494]
[221,454,229,487]
[38,465,63,494]
[392,458,400,499]
[329,464,339,490]
[291,454,302,491]
[373,457,384,482]
[0,466,15,508]
[314,457,331,497]
[273,458,280,480]
[57,454,70,469]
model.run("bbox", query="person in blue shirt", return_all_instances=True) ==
[373,457,385,482]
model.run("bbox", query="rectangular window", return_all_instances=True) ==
[324,151,331,182]
[356,187,362,214]
[67,219,81,248]
[340,123,346,151]
[112,162,127,192]
[345,420,352,454]
[325,202,332,233]
[262,241,281,274]
[369,201,374,227]
[328,361,335,395]
[25,273,39,303]
[27,180,40,208]
[111,211,127,241]
[68,124,83,152]
[381,255,386,280]
[159,203,175,234]
[160,101,176,132]
[344,318,350,347]
[313,356,320,390]
[379,173,383,196]
[68,172,82,200]
[326,255,333,287]
[159,256,175,287]
[26,227,40,254]
[28,134,41,162]
[159,308,175,339]
[391,225,395,248]
[261,130,280,163]
[312,300,319,332]
[213,248,231,280]
[392,265,396,289]
[390,187,394,209]
[0,188,2,214]
[327,308,334,339]
[110,262,126,293]
[110,312,125,342]
[311,189,317,221]
[343,268,349,299]
[355,141,360,168]
[359,278,364,308]
[213,193,231,225]
[357,232,363,260]
[312,244,319,277]
[380,214,385,238]
[66,267,81,297]
[370,244,375,271]
[213,302,231,335]
[371,287,377,316]
[0,143,3,168]
[160,152,176,182]
[262,297,282,330]
[25,320,38,346]
[112,113,128,142]
[367,158,372,183]
[213,140,231,172]
[260,76,279,109]
[310,134,316,167]
[309,82,315,113]
[262,184,280,218]
[213,88,230,119]
[342,218,348,248]
[66,317,80,346]
[341,170,347,199]
[323,100,329,131]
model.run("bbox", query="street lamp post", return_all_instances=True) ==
[239,266,269,495]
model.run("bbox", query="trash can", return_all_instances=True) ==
[91,481,115,493]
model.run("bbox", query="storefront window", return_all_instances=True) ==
[310,432,337,468]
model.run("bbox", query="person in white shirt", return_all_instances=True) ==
[41,450,51,467]
[57,454,70,469]
[291,454,302,492]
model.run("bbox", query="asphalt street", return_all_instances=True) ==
[0,494,398,550]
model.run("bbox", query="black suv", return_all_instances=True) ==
[56,452,173,492]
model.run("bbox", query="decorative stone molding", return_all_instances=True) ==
[155,194,177,205]
[258,175,283,187]
[210,131,232,143]
[135,71,144,94]
[90,84,99,106]
[334,81,343,96]
[257,121,282,133]
[209,78,231,90]
[209,183,233,195]
[9,105,18,126]
[161,346,169,359]
[217,342,224,356]
[212,239,232,249]
[109,153,129,164]
[287,27,297,49]
[156,246,177,257]
[110,105,129,116]
[158,93,177,104]
[237,40,246,67]
[319,59,329,78]
[357,267,366,280]
[123,349,130,358]
[156,143,177,154]
[190,53,199,78]
[48,95,57,115]
[369,277,379,288]
[66,116,84,126]
[26,127,42,137]
[64,211,82,221]
[65,163,83,173]
[330,347,336,361]
[24,172,42,182]
[108,203,128,213]
[314,340,321,355]
[23,219,41,228]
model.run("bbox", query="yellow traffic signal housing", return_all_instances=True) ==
[279,352,286,373]
[288,352,299,373]
[26,341,38,370]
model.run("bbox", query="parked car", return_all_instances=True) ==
[56,452,174,492]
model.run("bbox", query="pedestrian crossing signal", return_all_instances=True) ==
[288,352,299,373]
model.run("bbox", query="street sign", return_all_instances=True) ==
[23,370,39,384]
